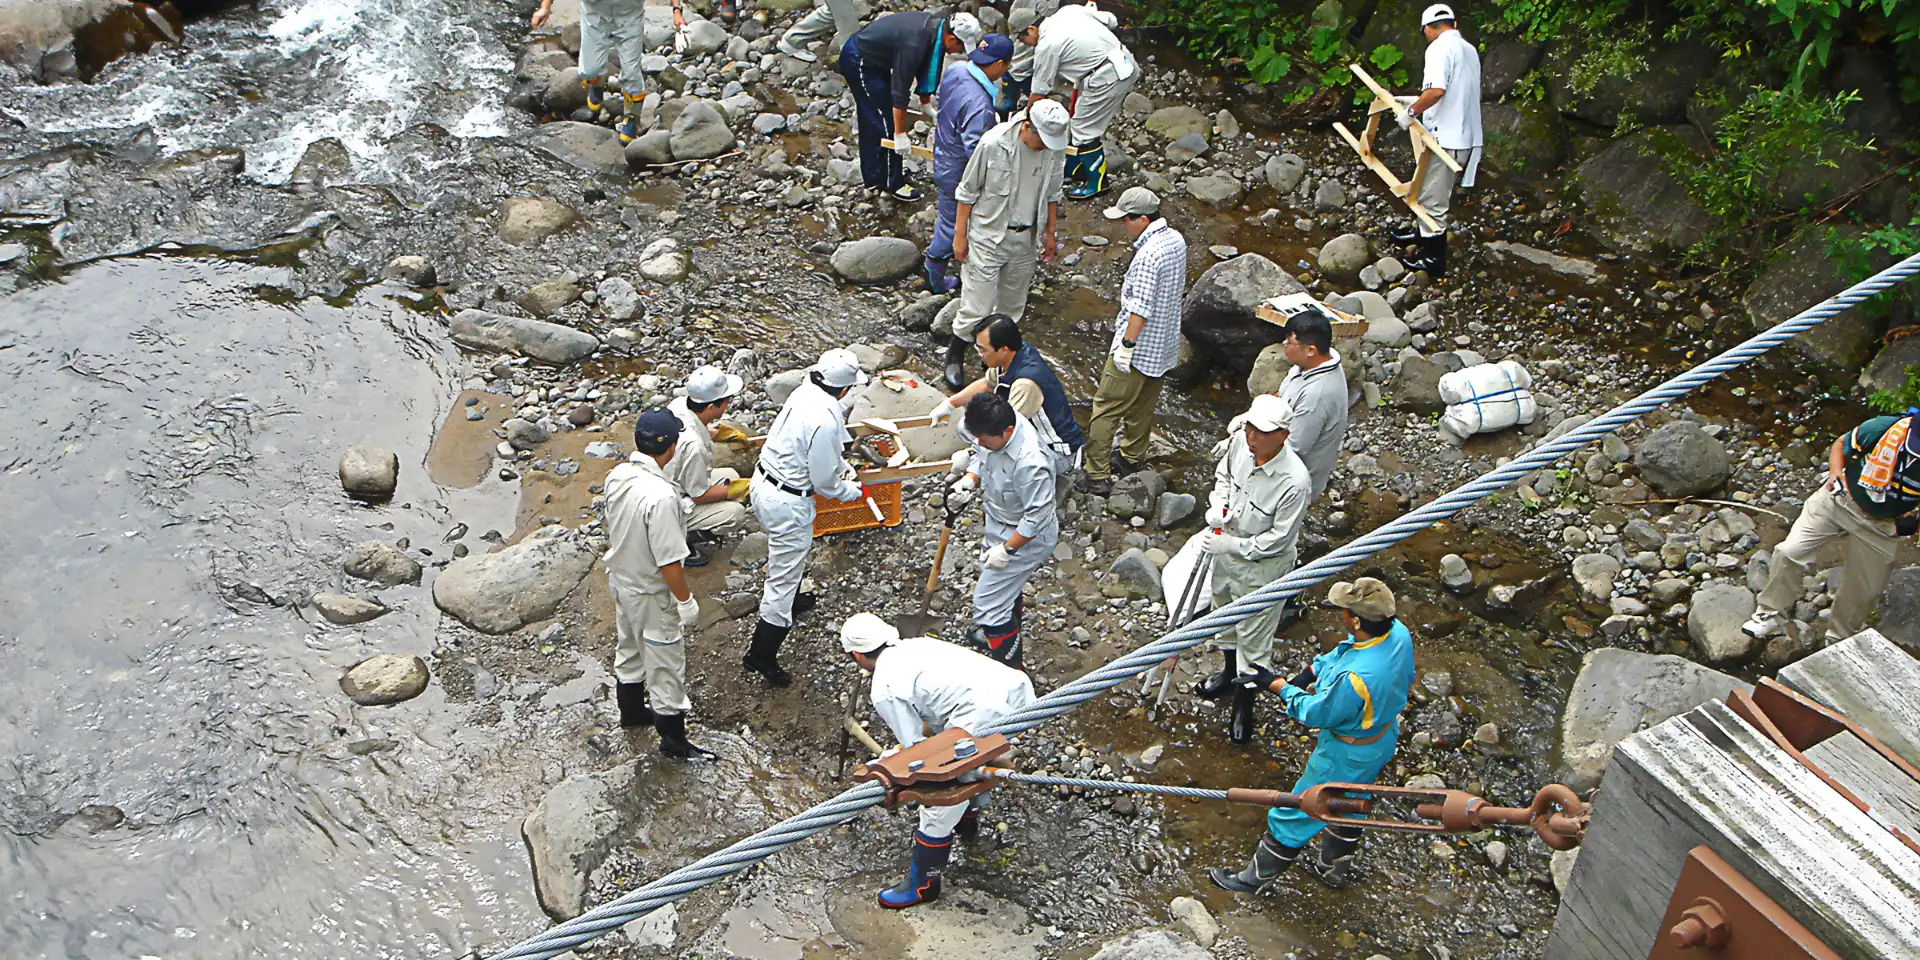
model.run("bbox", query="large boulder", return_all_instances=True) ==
[1688,582,1759,662]
[1862,333,1920,395]
[1180,254,1307,360]
[1559,648,1743,792]
[1480,101,1566,181]
[1247,343,1291,395]
[432,525,600,634]
[847,375,968,461]
[1317,233,1371,284]
[625,130,674,167]
[450,309,600,365]
[1480,41,1543,99]
[1144,105,1209,140]
[1876,567,1920,652]
[340,654,430,706]
[1351,0,1438,82]
[522,121,628,178]
[541,66,590,116]
[1545,41,1712,127]
[1633,421,1729,497]
[1088,930,1211,960]
[1568,127,1713,258]
[495,196,578,245]
[668,100,735,160]
[1392,353,1448,413]
[683,18,727,55]
[313,593,390,626]
[830,236,921,285]
[1183,174,1243,210]
[343,541,421,587]
[339,445,399,501]
[1744,223,1898,369]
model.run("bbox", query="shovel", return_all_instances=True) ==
[896,450,970,638]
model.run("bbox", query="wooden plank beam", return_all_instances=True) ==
[1804,732,1920,842]
[1780,629,1920,770]
[1346,63,1463,172]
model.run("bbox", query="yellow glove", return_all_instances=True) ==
[727,477,753,501]
[711,423,748,443]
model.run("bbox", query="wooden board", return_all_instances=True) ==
[1780,629,1920,770]
[1547,700,1920,960]
[1804,732,1920,841]
[879,138,935,160]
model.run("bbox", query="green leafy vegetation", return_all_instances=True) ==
[1675,88,1863,255]
[1867,361,1920,413]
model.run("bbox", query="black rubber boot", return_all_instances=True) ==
[1405,233,1448,279]
[955,807,982,839]
[942,336,970,392]
[654,713,718,761]
[878,831,953,908]
[1389,222,1420,244]
[742,618,792,687]
[1303,826,1363,889]
[1229,685,1258,744]
[792,592,817,617]
[682,542,710,568]
[1208,833,1301,894]
[616,681,654,728]
[1193,649,1238,700]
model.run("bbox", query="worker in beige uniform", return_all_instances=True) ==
[602,407,716,761]
[665,365,753,567]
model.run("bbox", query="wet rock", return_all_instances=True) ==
[1570,553,1620,604]
[451,309,599,365]
[717,93,763,122]
[684,18,727,55]
[1875,566,1920,652]
[669,100,736,160]
[1485,839,1510,871]
[848,376,967,460]
[1123,92,1153,117]
[1108,548,1160,596]
[1166,132,1209,162]
[597,276,642,321]
[1650,578,1692,605]
[1761,628,1817,668]
[339,445,399,501]
[1474,722,1500,745]
[504,417,551,450]
[1168,897,1218,949]
[1745,223,1893,369]
[523,120,628,178]
[1245,343,1291,395]
[1312,178,1346,211]
[54,804,126,837]
[312,593,390,625]
[523,761,644,920]
[343,541,422,586]
[433,525,599,634]
[1392,353,1447,413]
[623,903,678,949]
[1633,421,1728,497]
[752,112,787,134]
[1144,105,1209,140]
[1478,101,1565,181]
[381,255,436,286]
[1547,41,1709,127]
[1181,254,1307,358]
[543,66,590,115]
[1264,152,1305,193]
[495,196,578,245]
[897,292,950,332]
[519,277,583,316]
[1568,127,1712,258]
[764,368,807,406]
[340,654,429,706]
[1559,648,1742,791]
[1440,553,1473,591]
[1090,929,1210,960]
[1109,470,1166,519]
[1687,582,1757,662]
[831,236,921,285]
[1317,233,1370,284]
[1480,241,1596,278]
[1182,173,1242,210]
[625,130,674,167]
[1863,335,1920,396]
[1156,492,1196,527]
[1214,108,1239,139]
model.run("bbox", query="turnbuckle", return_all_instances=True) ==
[1301,782,1590,849]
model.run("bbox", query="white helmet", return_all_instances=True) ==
[839,612,899,654]
[813,347,868,389]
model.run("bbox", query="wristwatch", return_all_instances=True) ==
[1121,337,1136,348]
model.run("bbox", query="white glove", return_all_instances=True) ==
[675,593,701,626]
[1203,533,1247,558]
[1112,344,1134,374]
[982,543,1013,569]
[928,398,955,424]
[1395,109,1411,131]
[674,26,689,53]
[891,136,914,156]
[948,473,979,509]
[1207,504,1233,531]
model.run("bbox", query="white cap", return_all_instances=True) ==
[813,347,868,389]
[686,365,743,404]
[1421,4,1455,24]
[1026,99,1070,151]
[948,12,983,51]
[1244,393,1296,432]
[839,612,899,654]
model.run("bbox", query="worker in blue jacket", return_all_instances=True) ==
[1210,577,1416,892]
[925,34,1014,293]
[840,11,982,201]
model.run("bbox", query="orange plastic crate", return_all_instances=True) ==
[813,479,903,537]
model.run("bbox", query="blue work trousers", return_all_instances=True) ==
[928,177,960,260]
[839,38,905,191]
[1266,728,1398,847]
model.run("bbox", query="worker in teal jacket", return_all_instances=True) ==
[1210,576,1416,892]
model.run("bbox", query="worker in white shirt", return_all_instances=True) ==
[744,348,868,687]
[1391,3,1481,279]
[948,392,1059,669]
[1193,394,1311,744]
[942,100,1070,390]
[601,408,716,760]
[664,366,753,567]
[840,613,1036,908]
[1009,2,1136,198]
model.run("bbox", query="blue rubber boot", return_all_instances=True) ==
[1065,143,1107,199]
[923,256,956,293]
[617,94,644,144]
[878,831,952,908]
[584,81,608,120]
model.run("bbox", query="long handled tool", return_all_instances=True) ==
[1140,519,1223,711]
[896,450,970,638]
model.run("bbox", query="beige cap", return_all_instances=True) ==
[1008,7,1042,33]
[1026,99,1070,150]
[1243,393,1295,432]
[1325,577,1397,620]
[1103,185,1161,220]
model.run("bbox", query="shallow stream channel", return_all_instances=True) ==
[1,1,1891,959]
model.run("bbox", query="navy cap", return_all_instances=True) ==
[633,407,682,455]
[971,33,1014,65]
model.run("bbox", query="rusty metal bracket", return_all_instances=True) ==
[1647,846,1842,958]
[852,727,1011,809]
[1728,682,1920,855]
[1302,782,1590,850]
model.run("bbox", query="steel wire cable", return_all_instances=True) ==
[483,252,1920,960]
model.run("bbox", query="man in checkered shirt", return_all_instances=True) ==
[1081,186,1187,495]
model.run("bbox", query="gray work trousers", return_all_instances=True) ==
[972,514,1057,625]
[1416,146,1473,237]
[579,0,649,84]
[953,233,1039,337]
[1209,548,1297,670]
